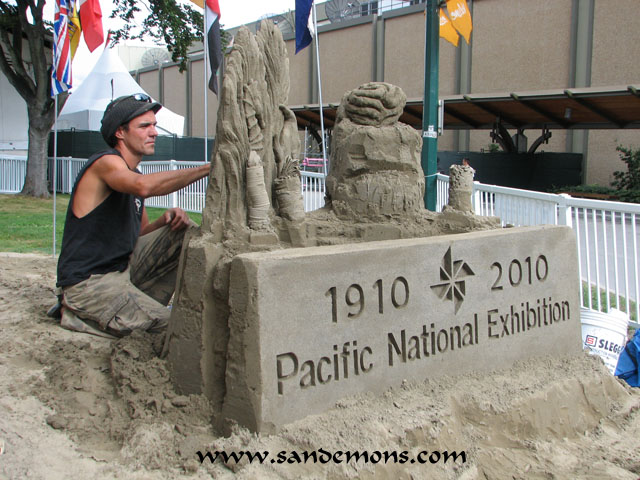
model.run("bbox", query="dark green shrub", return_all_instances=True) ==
[615,189,640,203]
[612,146,640,191]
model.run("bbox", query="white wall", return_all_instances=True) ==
[0,72,28,150]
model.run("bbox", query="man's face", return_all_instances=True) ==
[115,110,158,156]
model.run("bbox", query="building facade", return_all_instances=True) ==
[132,0,640,186]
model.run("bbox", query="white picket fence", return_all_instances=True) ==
[0,155,325,214]
[437,173,640,325]
[2,155,638,325]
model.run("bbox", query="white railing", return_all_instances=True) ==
[301,171,327,212]
[50,157,86,194]
[0,155,28,193]
[437,173,640,325]
[137,160,210,213]
[1,156,325,213]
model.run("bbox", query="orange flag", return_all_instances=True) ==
[446,0,472,44]
[439,9,459,47]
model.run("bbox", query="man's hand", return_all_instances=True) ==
[162,207,190,231]
[140,207,191,236]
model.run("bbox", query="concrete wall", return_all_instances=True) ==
[162,65,188,121]
[591,0,640,87]
[317,22,374,103]
[285,38,312,105]
[383,12,426,99]
[187,59,220,138]
[585,0,640,185]
[138,70,160,101]
[471,0,572,92]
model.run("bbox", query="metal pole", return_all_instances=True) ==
[421,0,440,211]
[53,95,58,257]
[203,6,209,163]
[312,2,328,176]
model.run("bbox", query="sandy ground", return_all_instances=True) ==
[1,252,640,480]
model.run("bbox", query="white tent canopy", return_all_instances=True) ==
[56,47,184,136]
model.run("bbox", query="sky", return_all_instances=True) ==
[219,0,295,29]
[50,0,301,86]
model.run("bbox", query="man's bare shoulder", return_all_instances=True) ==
[91,152,128,171]
[76,154,124,189]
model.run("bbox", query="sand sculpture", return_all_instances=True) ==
[163,21,500,428]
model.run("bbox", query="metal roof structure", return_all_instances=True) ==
[291,85,640,132]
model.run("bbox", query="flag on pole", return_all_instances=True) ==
[439,8,459,47]
[69,0,82,59]
[51,0,72,96]
[446,0,472,44]
[295,0,314,53]
[206,0,222,94]
[205,0,222,94]
[78,0,104,52]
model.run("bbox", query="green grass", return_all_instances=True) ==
[0,194,202,255]
[582,282,638,322]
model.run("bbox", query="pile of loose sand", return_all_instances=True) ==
[1,252,639,479]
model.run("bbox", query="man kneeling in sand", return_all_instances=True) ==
[52,94,210,338]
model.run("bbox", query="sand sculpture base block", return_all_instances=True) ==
[222,226,582,433]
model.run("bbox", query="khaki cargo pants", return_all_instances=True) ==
[62,225,189,337]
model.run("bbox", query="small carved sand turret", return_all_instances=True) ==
[446,164,475,213]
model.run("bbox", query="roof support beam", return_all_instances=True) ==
[565,90,625,128]
[510,93,571,128]
[628,86,640,99]
[443,107,481,128]
[463,95,523,128]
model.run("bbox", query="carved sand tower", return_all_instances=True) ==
[164,22,307,412]
[162,22,581,434]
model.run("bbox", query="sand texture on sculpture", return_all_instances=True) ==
[223,225,583,432]
[163,20,501,422]
[2,253,640,478]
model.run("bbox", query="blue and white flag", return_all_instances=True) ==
[295,0,314,54]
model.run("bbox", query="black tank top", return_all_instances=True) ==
[57,149,144,287]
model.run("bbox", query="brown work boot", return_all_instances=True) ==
[60,308,117,340]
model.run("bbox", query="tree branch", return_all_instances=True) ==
[0,3,36,100]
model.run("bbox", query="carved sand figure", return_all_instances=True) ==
[310,82,498,242]
[326,82,424,220]
[164,21,499,430]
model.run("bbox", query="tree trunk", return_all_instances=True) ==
[20,99,55,197]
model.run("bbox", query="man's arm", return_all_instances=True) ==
[139,206,192,236]
[95,154,210,199]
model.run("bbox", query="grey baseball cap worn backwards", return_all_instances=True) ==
[101,93,162,147]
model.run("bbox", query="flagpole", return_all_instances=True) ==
[203,5,209,164]
[53,95,58,258]
[312,2,328,176]
[421,0,440,211]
